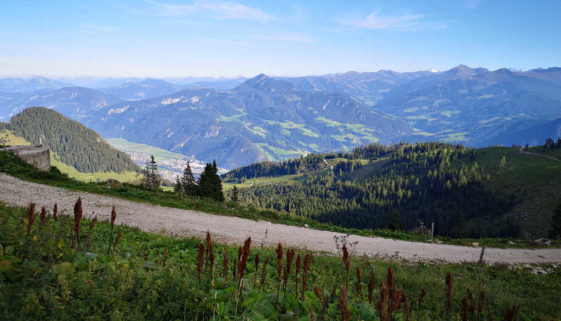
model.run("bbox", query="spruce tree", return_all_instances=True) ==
[181,161,197,195]
[456,213,467,238]
[197,160,225,202]
[389,210,402,231]
[231,185,239,204]
[197,163,214,199]
[142,155,161,190]
[212,160,225,202]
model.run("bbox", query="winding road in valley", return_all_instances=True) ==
[1,173,560,264]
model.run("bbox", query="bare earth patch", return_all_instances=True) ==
[1,173,560,264]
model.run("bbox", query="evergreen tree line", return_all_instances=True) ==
[232,142,518,238]
[2,107,140,173]
[175,160,224,202]
[543,137,561,150]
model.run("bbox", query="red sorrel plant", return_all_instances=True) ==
[301,253,311,298]
[342,244,350,289]
[73,197,83,249]
[235,237,252,317]
[389,289,403,319]
[112,230,122,254]
[237,237,251,281]
[260,258,268,289]
[377,282,389,321]
[355,267,362,296]
[209,241,215,283]
[107,206,117,254]
[283,249,295,294]
[26,203,35,235]
[205,232,214,284]
[477,290,485,319]
[294,254,301,296]
[310,309,316,321]
[313,285,323,304]
[314,285,326,318]
[387,266,396,299]
[40,206,46,224]
[337,285,350,321]
[462,297,469,321]
[53,203,58,221]
[368,270,375,303]
[275,243,283,306]
[205,231,212,269]
[504,305,519,321]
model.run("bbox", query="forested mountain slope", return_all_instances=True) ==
[1,107,140,174]
[87,74,411,169]
[224,142,561,238]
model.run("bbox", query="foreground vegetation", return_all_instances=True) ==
[2,150,558,249]
[0,201,559,320]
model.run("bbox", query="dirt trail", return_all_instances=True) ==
[518,148,560,161]
[1,173,560,264]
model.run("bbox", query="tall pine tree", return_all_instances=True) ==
[197,160,224,202]
[212,160,225,202]
[181,161,197,195]
[142,155,161,190]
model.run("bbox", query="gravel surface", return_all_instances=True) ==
[1,173,560,264]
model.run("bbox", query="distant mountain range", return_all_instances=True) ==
[1,65,560,169]
[85,74,409,168]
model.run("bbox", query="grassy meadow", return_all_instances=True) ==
[0,201,559,320]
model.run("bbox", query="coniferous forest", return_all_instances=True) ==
[224,142,520,238]
[0,107,140,173]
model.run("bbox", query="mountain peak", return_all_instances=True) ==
[444,65,489,79]
[235,74,295,93]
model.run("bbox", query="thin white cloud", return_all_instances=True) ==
[252,32,314,43]
[340,10,446,31]
[145,0,276,22]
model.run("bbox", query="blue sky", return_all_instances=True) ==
[0,0,559,77]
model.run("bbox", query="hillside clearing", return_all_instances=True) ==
[1,173,559,264]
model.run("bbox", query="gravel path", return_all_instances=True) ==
[1,173,560,264]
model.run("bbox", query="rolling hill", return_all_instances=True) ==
[223,141,561,239]
[0,107,141,178]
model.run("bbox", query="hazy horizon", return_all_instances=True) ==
[2,64,559,80]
